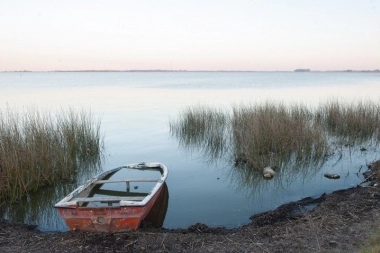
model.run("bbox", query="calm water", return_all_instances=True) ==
[1,71,380,231]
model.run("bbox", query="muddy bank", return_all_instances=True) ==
[1,186,380,253]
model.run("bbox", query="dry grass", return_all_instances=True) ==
[317,100,380,144]
[232,102,328,169]
[169,106,229,159]
[362,228,380,253]
[0,107,103,202]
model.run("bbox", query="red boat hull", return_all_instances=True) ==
[57,186,163,232]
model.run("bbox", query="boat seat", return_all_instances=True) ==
[91,189,149,197]
[72,196,146,202]
[94,178,160,184]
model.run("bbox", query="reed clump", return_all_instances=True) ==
[170,100,380,172]
[232,103,328,169]
[316,100,380,144]
[0,107,103,202]
[170,106,229,158]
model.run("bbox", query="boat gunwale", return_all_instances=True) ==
[54,162,168,208]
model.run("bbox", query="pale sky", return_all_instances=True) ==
[1,0,379,71]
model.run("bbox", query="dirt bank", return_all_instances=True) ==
[1,185,380,253]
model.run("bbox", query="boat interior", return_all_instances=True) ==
[71,167,163,207]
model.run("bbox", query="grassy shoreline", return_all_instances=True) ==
[170,100,380,170]
[0,107,104,202]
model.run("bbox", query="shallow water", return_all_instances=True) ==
[0,71,379,231]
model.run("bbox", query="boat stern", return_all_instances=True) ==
[57,206,145,232]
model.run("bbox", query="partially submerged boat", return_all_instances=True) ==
[55,162,168,232]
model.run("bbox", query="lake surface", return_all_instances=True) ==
[1,71,380,231]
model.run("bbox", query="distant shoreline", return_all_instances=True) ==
[1,69,379,73]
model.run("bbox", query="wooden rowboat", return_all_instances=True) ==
[55,162,168,232]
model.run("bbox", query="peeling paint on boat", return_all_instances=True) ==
[55,162,168,232]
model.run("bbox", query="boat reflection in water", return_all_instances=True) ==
[141,182,169,228]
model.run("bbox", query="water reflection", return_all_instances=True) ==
[141,183,169,228]
[0,182,77,231]
[228,157,327,198]
[1,72,380,229]
[170,103,379,197]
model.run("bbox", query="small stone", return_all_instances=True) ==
[262,166,275,178]
[324,173,340,179]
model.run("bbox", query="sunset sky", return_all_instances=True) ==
[1,0,379,71]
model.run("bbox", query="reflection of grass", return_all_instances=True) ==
[0,181,79,230]
[0,107,104,202]
[170,100,380,171]
[228,156,326,198]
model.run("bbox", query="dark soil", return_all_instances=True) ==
[1,185,380,253]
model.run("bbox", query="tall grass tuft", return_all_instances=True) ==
[170,106,229,159]
[0,107,104,202]
[170,100,380,172]
[232,102,328,169]
[317,100,380,144]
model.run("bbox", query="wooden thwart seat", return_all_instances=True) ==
[93,189,148,197]
[72,196,146,202]
[94,178,160,184]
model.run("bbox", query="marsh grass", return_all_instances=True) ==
[170,106,229,159]
[0,107,103,202]
[0,180,77,228]
[170,100,380,172]
[362,228,380,253]
[232,103,328,169]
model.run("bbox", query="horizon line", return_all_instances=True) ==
[1,69,379,73]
